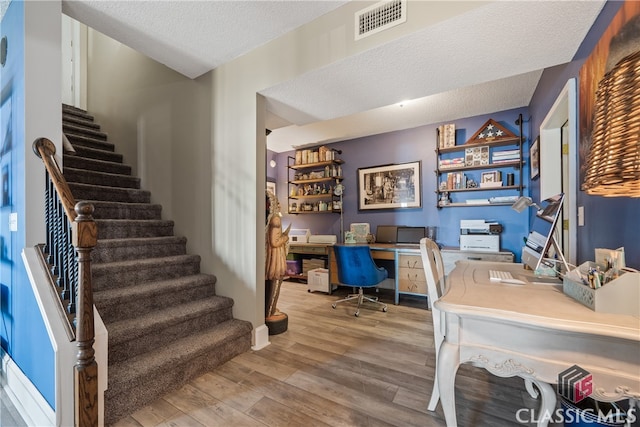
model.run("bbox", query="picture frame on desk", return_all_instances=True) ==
[357,161,421,210]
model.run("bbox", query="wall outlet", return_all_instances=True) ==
[578,206,584,227]
[9,212,17,231]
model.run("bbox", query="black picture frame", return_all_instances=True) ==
[358,161,421,210]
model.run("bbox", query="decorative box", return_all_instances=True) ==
[563,261,639,316]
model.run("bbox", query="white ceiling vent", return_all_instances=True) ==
[355,0,407,41]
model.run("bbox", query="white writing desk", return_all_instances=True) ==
[435,260,640,426]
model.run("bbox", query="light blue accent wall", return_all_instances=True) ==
[1,1,55,409]
[275,107,530,260]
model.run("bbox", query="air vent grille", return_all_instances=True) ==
[355,0,407,40]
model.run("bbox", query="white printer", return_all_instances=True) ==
[459,220,502,252]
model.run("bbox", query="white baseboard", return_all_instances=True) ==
[1,349,55,427]
[251,324,270,350]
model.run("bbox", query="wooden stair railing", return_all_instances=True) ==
[33,137,98,427]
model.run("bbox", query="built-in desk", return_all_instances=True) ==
[293,242,514,303]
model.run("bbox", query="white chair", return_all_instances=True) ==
[421,237,542,413]
[419,237,447,411]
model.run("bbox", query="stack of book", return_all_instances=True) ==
[491,149,520,164]
[438,123,456,149]
[439,157,464,169]
[445,172,467,190]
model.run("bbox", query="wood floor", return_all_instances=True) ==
[111,281,550,427]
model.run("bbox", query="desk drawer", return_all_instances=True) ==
[398,254,423,269]
[398,267,427,294]
[289,245,328,255]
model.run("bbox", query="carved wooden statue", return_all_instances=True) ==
[265,190,290,334]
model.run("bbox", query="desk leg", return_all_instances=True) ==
[532,380,555,427]
[437,341,460,426]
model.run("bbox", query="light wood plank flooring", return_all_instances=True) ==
[111,281,550,427]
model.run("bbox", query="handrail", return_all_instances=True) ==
[33,137,98,427]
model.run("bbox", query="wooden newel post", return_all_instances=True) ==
[72,201,98,427]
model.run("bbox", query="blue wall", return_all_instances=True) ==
[528,0,639,268]
[274,107,531,260]
[1,1,56,409]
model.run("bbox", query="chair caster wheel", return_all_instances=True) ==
[382,306,388,312]
[354,311,360,317]
[332,304,337,309]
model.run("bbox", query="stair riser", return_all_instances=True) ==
[96,222,174,239]
[69,184,151,204]
[70,145,123,163]
[108,304,233,364]
[104,332,251,426]
[63,123,107,141]
[64,169,140,189]
[90,203,162,220]
[65,133,115,152]
[95,282,215,325]
[93,259,201,290]
[64,155,131,175]
[93,240,186,263]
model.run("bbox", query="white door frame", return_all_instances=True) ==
[539,78,577,266]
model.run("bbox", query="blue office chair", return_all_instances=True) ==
[332,244,389,317]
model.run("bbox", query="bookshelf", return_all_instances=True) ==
[435,114,525,208]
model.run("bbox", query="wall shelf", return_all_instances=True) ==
[288,149,344,215]
[436,114,525,208]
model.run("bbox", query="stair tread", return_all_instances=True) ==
[69,181,148,192]
[94,273,215,302]
[107,319,251,388]
[106,294,232,342]
[64,167,139,183]
[93,253,199,269]
[63,155,130,170]
[69,144,122,160]
[96,236,187,247]
[94,218,174,226]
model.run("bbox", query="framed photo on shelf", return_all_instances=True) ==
[480,171,502,188]
[530,137,540,180]
[357,161,421,210]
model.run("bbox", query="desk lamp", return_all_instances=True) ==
[511,196,541,213]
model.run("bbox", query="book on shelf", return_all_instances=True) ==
[438,123,456,148]
[445,172,468,190]
[492,149,520,157]
[439,157,465,169]
[492,158,520,164]
[466,198,490,205]
[489,195,519,204]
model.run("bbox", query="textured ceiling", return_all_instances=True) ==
[60,1,606,153]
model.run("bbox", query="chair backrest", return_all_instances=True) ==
[333,244,388,287]
[419,238,447,308]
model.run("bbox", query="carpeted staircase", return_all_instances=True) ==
[61,104,253,425]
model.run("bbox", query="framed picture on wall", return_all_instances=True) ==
[357,161,421,210]
[530,137,540,180]
[266,180,276,197]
